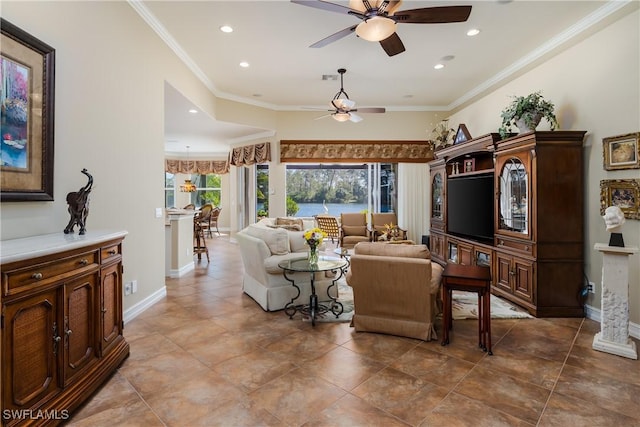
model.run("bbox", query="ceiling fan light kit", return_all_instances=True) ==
[292,0,472,57]
[355,16,396,42]
[316,68,385,123]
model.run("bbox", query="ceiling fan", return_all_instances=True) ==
[291,0,472,56]
[315,68,385,123]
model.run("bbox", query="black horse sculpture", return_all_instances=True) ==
[64,169,93,235]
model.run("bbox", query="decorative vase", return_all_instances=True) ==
[308,245,319,264]
[515,113,542,133]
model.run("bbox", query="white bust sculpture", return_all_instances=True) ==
[603,206,625,233]
[603,206,625,247]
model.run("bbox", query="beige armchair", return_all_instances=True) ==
[339,212,371,248]
[346,242,443,341]
[371,212,407,241]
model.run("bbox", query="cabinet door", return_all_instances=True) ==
[431,172,444,221]
[2,289,61,411]
[99,262,122,356]
[458,242,473,265]
[495,252,514,294]
[430,232,445,263]
[496,153,531,239]
[64,273,99,386]
[513,257,534,302]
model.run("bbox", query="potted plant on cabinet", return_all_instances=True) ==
[499,91,559,139]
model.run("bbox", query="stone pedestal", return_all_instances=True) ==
[592,243,638,359]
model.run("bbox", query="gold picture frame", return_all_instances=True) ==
[600,179,640,220]
[1,19,55,201]
[603,132,639,171]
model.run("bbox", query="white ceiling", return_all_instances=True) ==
[142,0,628,156]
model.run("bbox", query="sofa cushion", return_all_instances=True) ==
[245,224,290,255]
[354,242,430,259]
[342,225,367,236]
[263,253,307,274]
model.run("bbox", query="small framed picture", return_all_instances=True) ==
[603,132,639,170]
[454,124,471,145]
[600,179,640,220]
[463,158,475,173]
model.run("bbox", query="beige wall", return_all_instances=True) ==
[0,1,221,311]
[447,10,640,324]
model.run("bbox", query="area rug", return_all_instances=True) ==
[451,291,533,319]
[302,280,354,323]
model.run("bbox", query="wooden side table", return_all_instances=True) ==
[441,263,493,355]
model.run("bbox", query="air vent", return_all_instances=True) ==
[322,74,338,81]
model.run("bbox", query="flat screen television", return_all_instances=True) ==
[447,173,494,241]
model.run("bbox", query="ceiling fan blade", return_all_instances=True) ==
[387,0,403,15]
[353,107,386,113]
[310,25,358,48]
[349,113,363,123]
[314,114,332,120]
[291,0,356,16]
[393,6,472,24]
[380,32,405,56]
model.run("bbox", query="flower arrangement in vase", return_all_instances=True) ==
[499,91,558,139]
[303,227,326,264]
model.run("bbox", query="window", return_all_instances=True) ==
[284,163,397,217]
[165,172,175,208]
[188,173,222,207]
[257,164,269,217]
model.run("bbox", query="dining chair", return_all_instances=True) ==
[209,207,221,237]
[196,203,213,237]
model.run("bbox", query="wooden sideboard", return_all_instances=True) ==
[429,131,587,317]
[1,231,129,426]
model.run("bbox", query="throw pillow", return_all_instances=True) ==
[275,218,304,231]
[287,230,307,252]
[246,225,290,255]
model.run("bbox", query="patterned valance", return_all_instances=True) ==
[229,142,271,166]
[280,140,434,163]
[165,159,230,175]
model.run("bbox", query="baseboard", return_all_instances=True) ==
[584,303,640,340]
[167,261,195,278]
[123,286,167,324]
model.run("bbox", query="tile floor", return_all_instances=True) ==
[67,236,640,426]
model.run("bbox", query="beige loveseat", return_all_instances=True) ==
[346,242,443,341]
[236,218,333,311]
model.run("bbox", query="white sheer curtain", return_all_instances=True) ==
[397,163,430,243]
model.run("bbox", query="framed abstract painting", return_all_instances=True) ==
[1,19,55,201]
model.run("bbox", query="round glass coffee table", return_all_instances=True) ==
[278,256,348,326]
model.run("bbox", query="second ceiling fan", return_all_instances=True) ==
[316,68,385,123]
[292,0,472,56]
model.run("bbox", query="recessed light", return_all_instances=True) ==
[239,61,249,68]
[403,94,413,98]
[188,109,198,114]
[220,25,233,33]
[467,28,480,37]
[434,64,445,70]
[252,94,262,97]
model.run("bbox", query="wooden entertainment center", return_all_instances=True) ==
[429,131,587,317]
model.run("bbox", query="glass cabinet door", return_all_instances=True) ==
[498,158,528,234]
[431,172,443,220]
